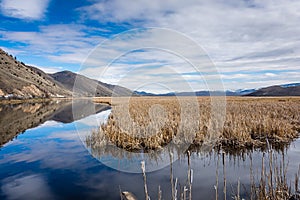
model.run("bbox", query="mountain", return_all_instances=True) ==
[0,48,134,98]
[234,88,257,96]
[246,84,300,96]
[134,91,157,96]
[135,84,300,97]
[0,48,71,98]
[135,90,252,96]
[134,90,236,96]
[1,48,299,98]
[49,70,134,97]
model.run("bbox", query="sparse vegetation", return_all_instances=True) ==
[0,48,71,99]
[134,149,300,200]
[252,154,300,200]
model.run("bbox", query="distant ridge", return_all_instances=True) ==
[280,83,300,88]
[135,90,252,96]
[246,84,300,96]
[135,83,300,97]
[49,70,135,97]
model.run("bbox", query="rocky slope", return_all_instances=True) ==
[0,48,134,98]
[49,70,134,97]
[0,48,71,98]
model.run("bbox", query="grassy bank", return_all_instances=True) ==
[0,98,54,105]
[0,97,94,105]
[89,97,300,151]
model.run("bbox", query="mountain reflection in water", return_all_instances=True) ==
[0,100,110,146]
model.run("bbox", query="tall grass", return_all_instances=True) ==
[89,97,300,151]
[241,150,299,200]
[135,151,193,200]
[130,148,300,200]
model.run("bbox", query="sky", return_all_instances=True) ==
[0,0,299,93]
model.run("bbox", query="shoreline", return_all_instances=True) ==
[1,95,299,105]
[0,97,94,105]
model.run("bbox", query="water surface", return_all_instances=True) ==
[0,100,299,199]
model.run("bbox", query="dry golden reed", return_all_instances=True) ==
[89,97,300,151]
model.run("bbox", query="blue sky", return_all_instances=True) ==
[0,0,299,92]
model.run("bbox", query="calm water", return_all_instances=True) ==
[0,100,299,200]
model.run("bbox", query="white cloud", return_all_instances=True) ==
[1,174,56,200]
[77,28,223,92]
[28,65,63,74]
[0,0,50,20]
[265,73,277,77]
[0,24,105,64]
[0,46,24,55]
[1,0,299,91]
[77,0,300,90]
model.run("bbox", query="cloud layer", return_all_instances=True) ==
[78,0,300,90]
[0,0,50,20]
[0,0,299,90]
[0,24,105,65]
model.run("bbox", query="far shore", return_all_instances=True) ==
[93,96,300,105]
[1,95,299,105]
[0,97,94,105]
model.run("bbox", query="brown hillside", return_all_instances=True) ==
[0,48,71,98]
[49,70,134,97]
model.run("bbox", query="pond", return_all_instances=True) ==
[0,100,299,200]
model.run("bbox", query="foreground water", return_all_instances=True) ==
[0,100,299,199]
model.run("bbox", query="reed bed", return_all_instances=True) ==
[89,97,300,152]
[137,151,193,200]
[233,149,300,200]
[120,148,300,200]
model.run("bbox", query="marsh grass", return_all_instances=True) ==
[90,97,300,152]
[136,151,193,200]
[135,149,300,200]
[242,150,299,200]
[88,97,300,199]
